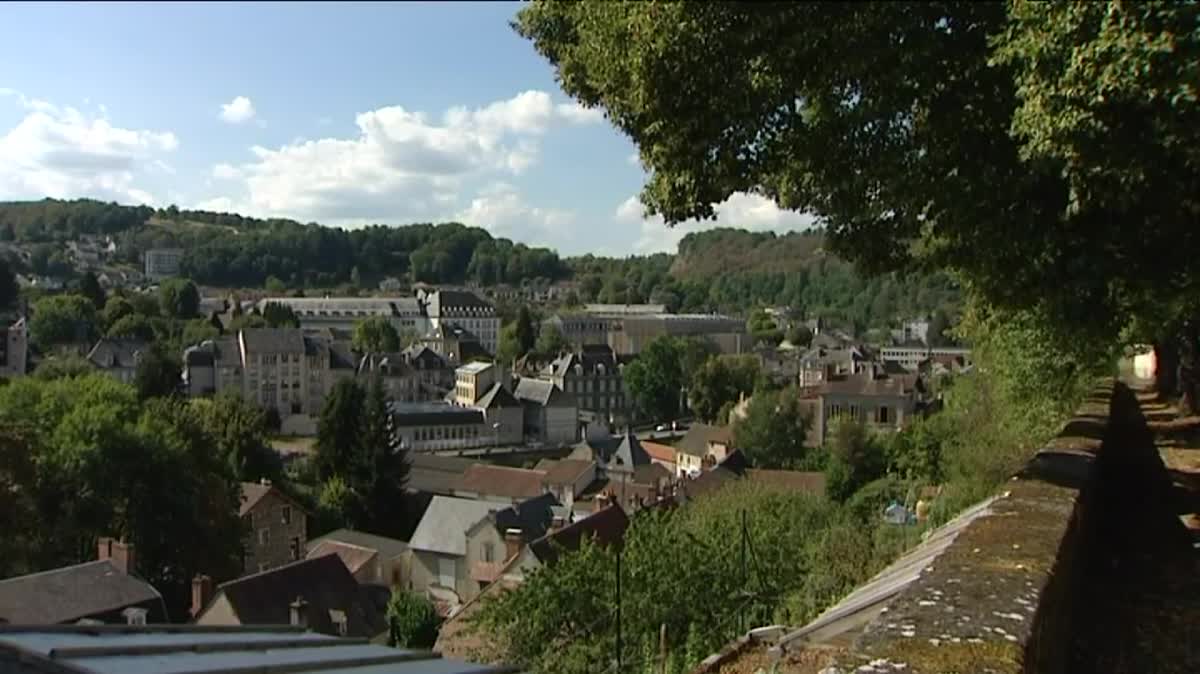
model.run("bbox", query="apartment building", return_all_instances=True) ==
[541,345,630,429]
[144,248,184,281]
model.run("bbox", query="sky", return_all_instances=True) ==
[0,1,814,257]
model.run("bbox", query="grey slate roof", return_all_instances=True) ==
[305,529,409,561]
[425,290,495,318]
[572,430,650,472]
[676,423,732,458]
[475,383,520,409]
[408,455,475,495]
[409,497,501,557]
[492,493,561,543]
[512,378,574,407]
[0,561,165,625]
[86,338,148,369]
[0,625,520,674]
[390,402,485,427]
[240,328,305,354]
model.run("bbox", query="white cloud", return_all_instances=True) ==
[456,182,575,245]
[0,89,177,205]
[617,192,819,254]
[211,163,241,179]
[205,89,602,226]
[554,101,605,125]
[626,151,641,167]
[219,96,256,124]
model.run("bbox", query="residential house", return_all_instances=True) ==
[144,248,183,281]
[254,296,430,334]
[676,423,734,477]
[542,345,630,430]
[464,493,564,592]
[641,441,678,475]
[535,458,597,510]
[305,529,410,589]
[568,428,652,480]
[0,317,28,378]
[513,376,579,445]
[182,336,243,396]
[240,480,309,575]
[86,338,150,384]
[754,345,801,385]
[0,625,512,674]
[798,345,872,388]
[813,368,923,445]
[406,496,505,603]
[568,429,671,512]
[0,539,166,625]
[192,554,387,640]
[452,464,548,505]
[419,289,500,355]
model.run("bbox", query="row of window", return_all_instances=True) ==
[828,404,892,424]
[414,425,481,441]
[564,377,619,393]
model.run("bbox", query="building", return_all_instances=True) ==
[389,402,490,452]
[536,459,597,511]
[891,317,931,345]
[401,344,455,398]
[356,352,420,402]
[143,248,183,281]
[451,464,548,505]
[418,323,492,366]
[0,625,513,674]
[450,362,523,445]
[254,296,430,334]
[878,345,972,372]
[239,480,309,575]
[0,317,28,379]
[85,338,150,384]
[305,529,410,589]
[798,345,872,388]
[676,423,734,477]
[192,554,388,640]
[419,289,500,354]
[640,440,678,474]
[813,369,923,444]
[453,361,504,406]
[0,538,166,624]
[513,377,579,445]
[582,303,667,315]
[542,345,630,430]
[550,310,748,357]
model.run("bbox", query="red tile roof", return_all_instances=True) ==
[641,441,677,464]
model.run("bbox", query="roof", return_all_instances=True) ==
[239,328,305,354]
[425,290,495,318]
[744,469,827,495]
[475,383,521,410]
[632,462,671,485]
[305,541,379,576]
[390,402,485,427]
[820,372,918,397]
[455,465,546,501]
[0,561,164,625]
[305,529,409,561]
[203,554,385,639]
[402,344,449,368]
[239,482,306,518]
[529,504,630,565]
[408,454,475,495]
[574,430,651,472]
[640,441,677,464]
[492,493,561,543]
[457,361,493,375]
[541,459,595,486]
[543,348,617,378]
[512,378,574,407]
[409,497,501,556]
[0,625,519,674]
[676,423,732,458]
[357,352,414,378]
[678,466,742,501]
[86,338,148,369]
[255,296,423,317]
[582,303,666,315]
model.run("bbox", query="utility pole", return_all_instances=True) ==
[659,623,668,674]
[740,508,748,636]
[615,544,623,674]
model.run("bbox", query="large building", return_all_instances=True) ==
[254,296,429,334]
[0,317,28,379]
[420,289,500,354]
[548,310,748,357]
[143,248,183,281]
[541,345,630,430]
[878,345,972,372]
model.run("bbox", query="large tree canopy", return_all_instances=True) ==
[514,1,1200,349]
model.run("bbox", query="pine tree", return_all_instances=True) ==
[358,376,409,537]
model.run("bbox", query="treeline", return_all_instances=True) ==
[0,199,154,241]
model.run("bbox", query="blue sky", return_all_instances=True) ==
[0,1,812,256]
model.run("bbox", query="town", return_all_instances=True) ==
[1,2,1197,674]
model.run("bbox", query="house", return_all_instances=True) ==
[814,368,923,444]
[86,338,149,384]
[0,625,513,674]
[452,464,548,504]
[419,289,500,355]
[143,248,183,281]
[537,458,597,510]
[240,480,309,575]
[568,428,652,480]
[0,538,166,625]
[541,345,630,430]
[192,554,387,640]
[408,453,476,496]
[0,317,28,379]
[528,502,630,566]
[798,345,872,388]
[305,529,410,589]
[406,496,507,603]
[513,376,579,445]
[641,441,678,474]
[464,493,564,591]
[676,423,734,477]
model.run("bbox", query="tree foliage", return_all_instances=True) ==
[352,316,401,354]
[533,322,568,358]
[78,271,106,310]
[261,301,300,328]
[386,590,440,649]
[732,386,815,469]
[0,258,17,310]
[29,294,96,348]
[133,343,182,401]
[688,355,761,424]
[623,336,686,421]
[158,278,200,319]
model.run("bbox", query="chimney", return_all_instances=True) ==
[97,536,113,562]
[289,596,308,628]
[190,574,214,619]
[110,540,135,574]
[504,528,523,561]
[550,515,566,533]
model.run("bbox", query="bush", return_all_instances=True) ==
[845,476,909,524]
[386,590,440,649]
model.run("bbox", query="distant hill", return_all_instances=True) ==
[670,228,828,279]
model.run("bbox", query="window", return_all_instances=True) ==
[281,505,292,525]
[259,528,270,546]
[289,537,301,561]
[482,542,495,563]
[877,406,891,424]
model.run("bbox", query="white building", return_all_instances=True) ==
[878,345,972,372]
[420,290,500,355]
[255,297,430,334]
[144,248,184,281]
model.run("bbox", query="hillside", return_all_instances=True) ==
[670,228,828,279]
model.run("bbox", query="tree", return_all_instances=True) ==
[229,313,268,331]
[358,377,408,535]
[181,318,220,346]
[106,314,155,341]
[732,387,814,468]
[315,378,367,482]
[534,322,568,358]
[497,323,522,366]
[29,294,96,348]
[265,276,287,293]
[785,325,813,348]
[688,355,760,424]
[134,343,182,400]
[825,418,886,502]
[193,393,281,482]
[0,258,16,310]
[78,271,106,310]
[514,306,537,355]
[748,309,783,346]
[261,301,300,328]
[926,310,951,347]
[33,355,95,381]
[353,316,401,353]
[514,1,1199,391]
[386,590,440,649]
[623,336,685,421]
[158,278,200,319]
[100,296,136,332]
